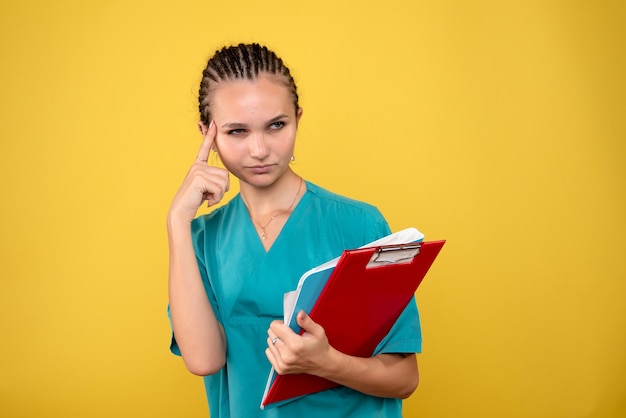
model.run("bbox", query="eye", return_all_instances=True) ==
[227,128,246,136]
[268,121,286,130]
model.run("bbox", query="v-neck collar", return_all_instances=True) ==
[238,183,311,255]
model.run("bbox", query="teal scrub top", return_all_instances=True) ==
[170,182,422,418]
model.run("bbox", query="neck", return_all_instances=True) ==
[240,170,303,219]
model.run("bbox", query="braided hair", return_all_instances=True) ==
[198,43,300,125]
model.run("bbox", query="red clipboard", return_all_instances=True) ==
[261,239,445,408]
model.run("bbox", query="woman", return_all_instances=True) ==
[167,43,421,417]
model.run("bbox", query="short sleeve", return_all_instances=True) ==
[167,304,181,356]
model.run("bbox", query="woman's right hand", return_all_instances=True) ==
[167,122,228,376]
[168,121,230,225]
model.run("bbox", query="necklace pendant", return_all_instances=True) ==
[260,229,267,240]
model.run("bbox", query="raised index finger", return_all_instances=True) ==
[196,120,216,163]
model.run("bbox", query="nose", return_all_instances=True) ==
[249,133,270,160]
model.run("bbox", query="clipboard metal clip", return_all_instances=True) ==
[367,243,421,268]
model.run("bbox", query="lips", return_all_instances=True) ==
[248,164,274,174]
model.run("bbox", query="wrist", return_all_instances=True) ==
[167,211,193,234]
[315,346,346,381]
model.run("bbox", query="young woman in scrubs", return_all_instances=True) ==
[167,43,422,418]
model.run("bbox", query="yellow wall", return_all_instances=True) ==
[1,1,624,417]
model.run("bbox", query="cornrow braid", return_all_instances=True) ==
[198,43,300,125]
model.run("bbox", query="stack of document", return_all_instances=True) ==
[261,227,445,409]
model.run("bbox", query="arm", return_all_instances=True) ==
[265,311,419,399]
[168,121,230,376]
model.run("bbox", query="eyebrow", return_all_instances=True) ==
[221,114,289,129]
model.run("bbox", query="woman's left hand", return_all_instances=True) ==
[265,311,419,399]
[265,311,333,376]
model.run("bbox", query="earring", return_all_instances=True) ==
[290,155,295,162]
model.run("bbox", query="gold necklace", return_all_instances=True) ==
[251,177,304,240]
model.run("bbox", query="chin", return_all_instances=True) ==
[237,173,279,188]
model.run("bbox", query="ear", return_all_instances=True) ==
[296,107,304,125]
[198,121,209,136]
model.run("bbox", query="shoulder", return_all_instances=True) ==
[191,195,241,236]
[305,181,385,220]
[190,195,244,260]
[303,181,391,243]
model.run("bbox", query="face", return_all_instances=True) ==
[209,74,302,188]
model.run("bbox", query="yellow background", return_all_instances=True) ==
[1,1,624,417]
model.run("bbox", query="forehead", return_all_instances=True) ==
[211,74,292,121]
